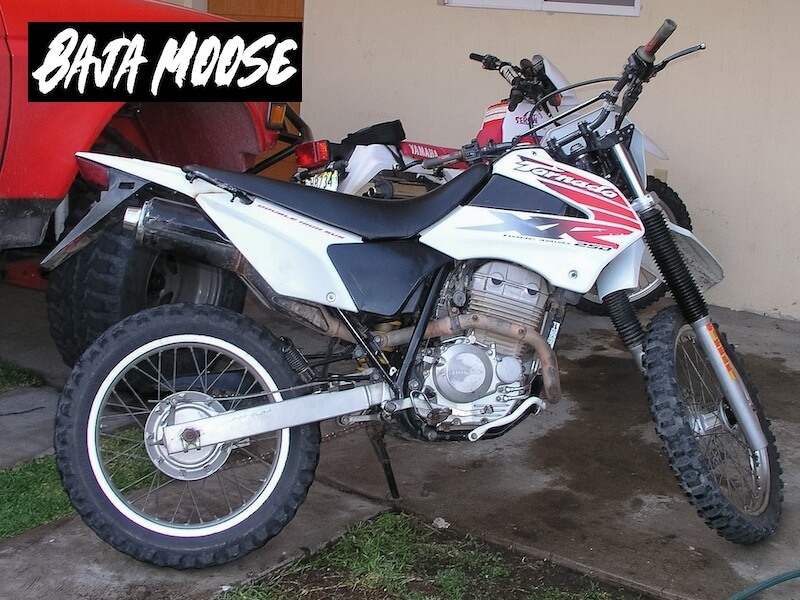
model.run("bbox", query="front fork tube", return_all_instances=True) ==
[692,316,768,451]
[608,143,768,452]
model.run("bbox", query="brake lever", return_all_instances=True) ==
[651,43,706,76]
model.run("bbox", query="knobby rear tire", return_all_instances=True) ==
[643,306,782,544]
[54,304,320,568]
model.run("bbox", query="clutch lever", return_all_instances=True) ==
[651,43,706,76]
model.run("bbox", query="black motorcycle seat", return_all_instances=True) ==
[183,163,491,241]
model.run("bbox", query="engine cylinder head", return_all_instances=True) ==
[468,261,550,357]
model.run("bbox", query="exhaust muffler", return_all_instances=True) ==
[124,198,245,272]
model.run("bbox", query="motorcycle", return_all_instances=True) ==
[42,19,782,569]
[293,51,692,314]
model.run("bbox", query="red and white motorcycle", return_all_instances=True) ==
[42,20,781,569]
[293,52,691,314]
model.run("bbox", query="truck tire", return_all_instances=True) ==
[46,248,92,367]
[47,229,247,366]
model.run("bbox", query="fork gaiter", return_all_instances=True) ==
[640,206,708,323]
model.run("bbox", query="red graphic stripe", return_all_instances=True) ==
[543,181,641,230]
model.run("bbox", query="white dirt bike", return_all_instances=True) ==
[293,52,691,314]
[42,20,782,569]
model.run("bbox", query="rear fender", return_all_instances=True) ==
[40,153,228,269]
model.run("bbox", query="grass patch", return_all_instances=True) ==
[0,358,44,393]
[101,426,157,492]
[0,456,72,539]
[0,428,155,540]
[220,512,655,600]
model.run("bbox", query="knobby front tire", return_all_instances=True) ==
[54,304,320,568]
[643,306,782,544]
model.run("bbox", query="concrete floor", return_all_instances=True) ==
[1,282,798,599]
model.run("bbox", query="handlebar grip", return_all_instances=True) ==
[642,19,677,57]
[422,150,463,169]
[469,52,485,62]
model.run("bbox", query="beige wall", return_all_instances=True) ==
[303,0,800,319]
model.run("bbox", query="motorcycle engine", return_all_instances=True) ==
[417,261,550,432]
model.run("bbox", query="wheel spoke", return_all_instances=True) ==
[57,305,320,567]
[673,323,770,516]
[644,306,781,544]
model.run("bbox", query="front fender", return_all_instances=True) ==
[596,240,646,300]
[668,222,724,291]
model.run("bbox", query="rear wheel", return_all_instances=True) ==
[644,306,782,543]
[577,176,691,314]
[54,304,320,568]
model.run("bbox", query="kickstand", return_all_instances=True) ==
[366,424,401,500]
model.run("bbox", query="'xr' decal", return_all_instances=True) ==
[465,213,633,249]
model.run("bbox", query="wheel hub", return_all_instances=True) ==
[145,390,231,481]
[691,404,733,436]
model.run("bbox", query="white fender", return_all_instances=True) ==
[642,133,669,160]
[75,152,224,197]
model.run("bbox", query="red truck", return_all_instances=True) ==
[0,0,290,364]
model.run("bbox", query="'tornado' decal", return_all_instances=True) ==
[513,155,642,230]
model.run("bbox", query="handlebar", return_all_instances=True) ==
[421,149,468,170]
[469,52,551,112]
[451,20,691,163]
[421,141,513,169]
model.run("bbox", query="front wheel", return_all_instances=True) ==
[643,306,782,544]
[54,304,320,568]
